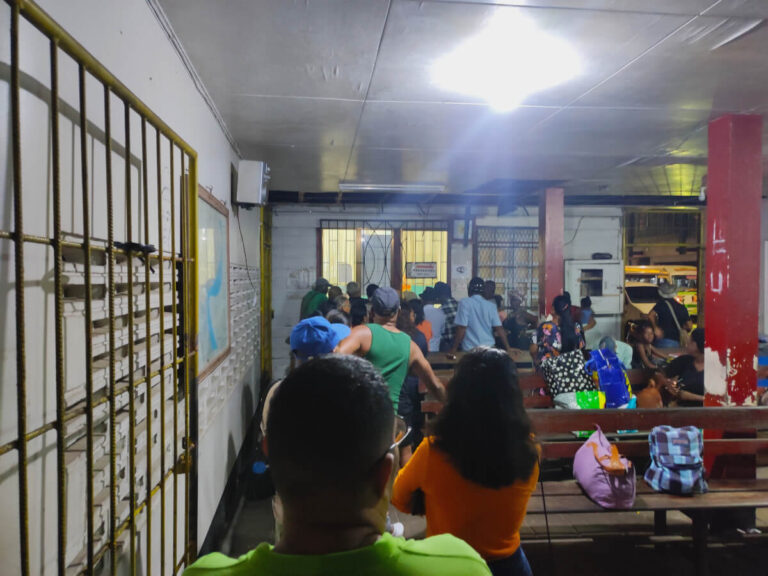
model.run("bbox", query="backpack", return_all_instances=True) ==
[644,426,708,494]
[585,349,631,408]
[573,426,636,509]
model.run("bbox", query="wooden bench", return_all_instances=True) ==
[528,407,768,575]
[420,368,650,413]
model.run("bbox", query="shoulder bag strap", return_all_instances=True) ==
[665,300,683,333]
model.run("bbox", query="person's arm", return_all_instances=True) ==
[448,326,466,355]
[637,344,656,370]
[334,325,371,356]
[650,345,667,360]
[392,440,429,514]
[648,308,664,340]
[410,342,447,402]
[493,325,515,355]
[667,383,704,404]
[584,314,597,332]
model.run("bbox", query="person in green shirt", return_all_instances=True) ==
[300,278,330,319]
[184,356,491,576]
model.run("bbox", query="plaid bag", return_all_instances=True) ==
[644,425,708,494]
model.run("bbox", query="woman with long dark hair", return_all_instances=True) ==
[392,347,539,576]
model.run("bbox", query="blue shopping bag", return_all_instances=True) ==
[586,349,631,408]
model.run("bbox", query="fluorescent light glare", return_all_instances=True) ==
[432,11,580,111]
[338,182,446,194]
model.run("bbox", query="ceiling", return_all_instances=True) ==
[157,0,768,200]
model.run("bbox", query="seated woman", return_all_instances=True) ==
[392,348,539,576]
[530,294,585,367]
[632,321,667,370]
[664,328,705,407]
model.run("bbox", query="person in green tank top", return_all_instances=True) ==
[336,287,446,412]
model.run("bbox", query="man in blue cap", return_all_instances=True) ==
[260,316,351,538]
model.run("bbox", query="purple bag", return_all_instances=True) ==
[573,426,636,509]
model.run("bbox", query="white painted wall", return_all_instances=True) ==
[270,204,623,376]
[0,1,260,573]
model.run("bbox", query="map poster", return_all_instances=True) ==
[198,185,231,378]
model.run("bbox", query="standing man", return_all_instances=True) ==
[649,282,692,349]
[335,287,446,410]
[434,281,459,352]
[448,277,515,357]
[300,277,330,320]
[421,287,446,353]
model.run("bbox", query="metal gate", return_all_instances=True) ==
[1,1,198,574]
[475,226,539,308]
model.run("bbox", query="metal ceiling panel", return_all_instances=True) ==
[424,0,716,16]
[579,15,768,111]
[368,1,689,106]
[158,0,389,99]
[526,106,715,157]
[219,95,362,149]
[428,0,768,18]
[242,145,351,192]
[354,101,553,151]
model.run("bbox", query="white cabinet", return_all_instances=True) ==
[564,260,623,315]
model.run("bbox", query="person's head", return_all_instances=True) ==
[508,290,524,311]
[328,285,343,303]
[493,294,503,311]
[396,301,418,337]
[371,287,400,322]
[658,282,677,300]
[468,276,485,297]
[483,280,496,300]
[581,296,592,309]
[421,286,436,304]
[349,299,367,327]
[266,356,395,529]
[325,309,350,326]
[434,281,451,301]
[689,327,705,356]
[563,291,573,306]
[289,316,351,364]
[407,299,425,326]
[366,284,379,300]
[402,290,419,303]
[314,277,330,294]
[346,281,362,299]
[431,347,538,488]
[552,295,579,353]
[599,336,617,353]
[638,321,654,344]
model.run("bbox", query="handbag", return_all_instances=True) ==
[644,425,708,494]
[664,300,691,348]
[540,349,594,398]
[586,349,632,408]
[573,426,636,509]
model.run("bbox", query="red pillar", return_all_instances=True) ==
[538,188,564,318]
[705,115,763,406]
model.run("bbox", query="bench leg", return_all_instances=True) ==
[691,513,709,576]
[654,510,667,535]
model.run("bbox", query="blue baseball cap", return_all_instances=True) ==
[290,316,350,360]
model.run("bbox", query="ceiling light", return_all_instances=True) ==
[338,182,446,194]
[431,11,580,112]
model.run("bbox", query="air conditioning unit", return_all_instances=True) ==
[234,160,270,207]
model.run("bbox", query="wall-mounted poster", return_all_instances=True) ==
[198,185,231,378]
[406,262,438,279]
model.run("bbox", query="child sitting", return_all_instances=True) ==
[632,321,667,370]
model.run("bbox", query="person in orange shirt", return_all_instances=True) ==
[407,299,433,344]
[392,347,539,576]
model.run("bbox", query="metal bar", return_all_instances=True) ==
[104,83,119,576]
[187,153,199,563]
[10,3,30,574]
[79,61,96,575]
[12,0,195,158]
[124,99,137,576]
[141,115,153,576]
[181,152,191,564]
[169,142,179,574]
[49,37,68,576]
[156,126,167,576]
